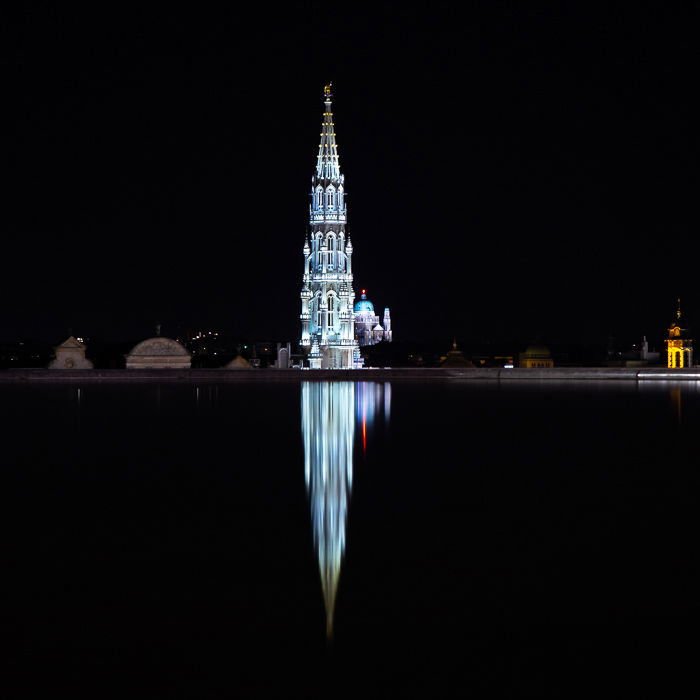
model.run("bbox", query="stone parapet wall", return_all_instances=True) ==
[124,358,192,369]
[3,367,700,382]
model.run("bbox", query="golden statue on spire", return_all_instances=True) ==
[324,82,333,98]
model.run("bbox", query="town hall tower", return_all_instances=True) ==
[300,85,361,368]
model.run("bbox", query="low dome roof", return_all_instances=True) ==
[523,344,551,358]
[226,355,252,369]
[127,337,190,357]
[441,342,475,368]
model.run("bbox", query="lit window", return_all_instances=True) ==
[328,295,336,329]
[316,298,322,328]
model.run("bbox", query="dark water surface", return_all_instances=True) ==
[2,380,698,697]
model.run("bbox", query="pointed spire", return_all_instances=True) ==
[677,297,682,319]
[316,83,341,182]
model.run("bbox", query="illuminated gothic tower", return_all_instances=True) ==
[300,85,360,369]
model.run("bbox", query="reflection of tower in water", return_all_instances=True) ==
[302,381,354,638]
[302,381,391,637]
[671,386,682,424]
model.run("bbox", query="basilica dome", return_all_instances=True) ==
[354,290,374,314]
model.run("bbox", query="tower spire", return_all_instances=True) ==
[316,83,341,182]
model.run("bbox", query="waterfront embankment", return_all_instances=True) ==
[2,367,700,382]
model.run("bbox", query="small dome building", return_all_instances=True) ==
[440,340,475,368]
[48,336,94,369]
[125,337,191,369]
[225,355,253,369]
[519,344,554,368]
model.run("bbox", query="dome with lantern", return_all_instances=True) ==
[354,290,375,314]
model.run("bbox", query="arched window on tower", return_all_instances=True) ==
[327,234,336,270]
[328,293,336,330]
[315,233,324,271]
[314,293,323,331]
[337,233,344,271]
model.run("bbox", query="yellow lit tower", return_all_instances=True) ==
[666,299,693,368]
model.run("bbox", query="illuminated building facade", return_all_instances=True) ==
[300,85,361,369]
[519,343,554,368]
[48,336,94,369]
[354,290,392,347]
[666,301,693,368]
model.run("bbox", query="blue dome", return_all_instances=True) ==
[354,299,375,313]
[354,291,375,314]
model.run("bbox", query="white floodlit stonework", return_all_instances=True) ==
[125,337,191,369]
[300,87,362,369]
[48,336,94,369]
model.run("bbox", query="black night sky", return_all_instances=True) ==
[4,3,699,347]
